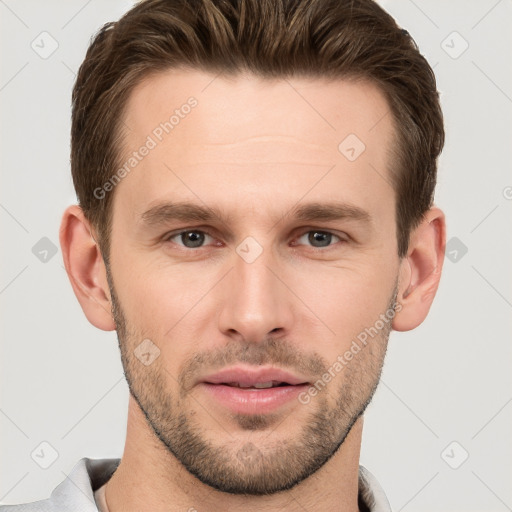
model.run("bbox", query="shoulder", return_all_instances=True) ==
[358,465,392,512]
[0,458,120,512]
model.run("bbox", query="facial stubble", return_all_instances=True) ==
[106,264,396,495]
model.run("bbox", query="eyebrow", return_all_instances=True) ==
[140,201,371,228]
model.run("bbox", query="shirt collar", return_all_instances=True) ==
[43,457,391,512]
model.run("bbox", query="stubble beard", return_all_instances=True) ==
[106,265,395,495]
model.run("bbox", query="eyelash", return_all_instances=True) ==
[163,228,348,251]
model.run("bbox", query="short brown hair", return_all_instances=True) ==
[71,0,444,261]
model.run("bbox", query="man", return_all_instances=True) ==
[1,0,445,510]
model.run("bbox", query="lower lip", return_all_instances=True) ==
[199,383,309,415]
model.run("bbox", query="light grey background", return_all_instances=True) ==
[1,1,511,510]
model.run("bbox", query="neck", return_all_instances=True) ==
[105,396,363,512]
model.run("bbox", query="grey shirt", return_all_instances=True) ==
[0,457,392,511]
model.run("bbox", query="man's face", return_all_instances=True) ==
[106,70,401,494]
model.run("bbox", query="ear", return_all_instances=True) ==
[59,205,116,331]
[392,207,446,332]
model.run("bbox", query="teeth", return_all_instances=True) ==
[254,381,275,389]
[224,381,283,389]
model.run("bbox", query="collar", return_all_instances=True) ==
[5,457,391,511]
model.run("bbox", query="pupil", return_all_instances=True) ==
[309,231,331,247]
[182,231,204,248]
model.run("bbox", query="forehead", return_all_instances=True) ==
[114,69,396,225]
[122,69,393,153]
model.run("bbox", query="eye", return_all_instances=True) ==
[295,230,343,248]
[164,228,346,251]
[166,230,214,249]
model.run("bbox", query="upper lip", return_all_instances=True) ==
[201,366,309,387]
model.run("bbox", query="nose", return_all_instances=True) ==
[217,243,295,344]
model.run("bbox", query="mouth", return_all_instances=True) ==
[219,381,293,389]
[201,366,309,387]
[198,366,311,414]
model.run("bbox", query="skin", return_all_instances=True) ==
[60,69,446,512]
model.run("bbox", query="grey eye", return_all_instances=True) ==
[297,231,340,248]
[169,230,213,248]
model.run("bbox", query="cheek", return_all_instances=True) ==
[289,259,397,355]
[113,237,398,368]
[116,260,217,353]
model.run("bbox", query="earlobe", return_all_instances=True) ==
[59,205,116,331]
[392,207,446,332]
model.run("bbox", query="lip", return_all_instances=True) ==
[198,366,310,415]
[201,366,309,387]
